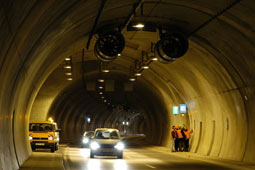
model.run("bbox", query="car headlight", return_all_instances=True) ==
[48,135,53,140]
[29,135,33,140]
[90,142,100,150]
[114,142,124,150]
[83,137,89,144]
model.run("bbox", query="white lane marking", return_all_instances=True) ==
[145,164,156,169]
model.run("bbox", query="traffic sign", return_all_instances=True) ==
[180,104,187,113]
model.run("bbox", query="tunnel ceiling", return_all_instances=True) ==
[30,0,254,118]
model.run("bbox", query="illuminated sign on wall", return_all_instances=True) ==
[180,104,187,113]
[173,106,179,114]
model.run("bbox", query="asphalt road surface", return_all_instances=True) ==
[62,146,234,170]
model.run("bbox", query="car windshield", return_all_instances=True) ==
[95,130,119,139]
[29,123,54,132]
[84,131,94,137]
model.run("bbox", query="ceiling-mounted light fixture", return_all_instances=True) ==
[151,57,158,61]
[65,72,72,75]
[129,77,136,81]
[99,92,103,95]
[142,65,149,69]
[103,100,107,102]
[118,53,121,57]
[99,86,103,89]
[65,58,71,61]
[101,69,110,73]
[64,66,71,69]
[67,78,72,81]
[134,73,142,76]
[98,79,105,82]
[133,23,145,28]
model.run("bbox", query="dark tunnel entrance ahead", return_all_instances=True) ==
[46,73,184,146]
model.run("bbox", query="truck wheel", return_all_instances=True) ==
[32,146,36,151]
[51,146,55,153]
[90,151,94,158]
[55,143,58,150]
[117,152,123,159]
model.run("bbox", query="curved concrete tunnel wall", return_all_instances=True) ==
[0,0,254,169]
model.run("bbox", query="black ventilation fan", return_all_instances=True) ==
[155,32,188,63]
[95,30,125,62]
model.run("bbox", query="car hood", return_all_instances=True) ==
[92,139,121,145]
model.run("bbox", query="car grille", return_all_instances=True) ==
[100,144,114,148]
[33,137,48,140]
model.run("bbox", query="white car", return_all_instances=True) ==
[90,128,124,159]
[82,131,94,147]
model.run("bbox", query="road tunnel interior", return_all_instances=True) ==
[0,0,254,169]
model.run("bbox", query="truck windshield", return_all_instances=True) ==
[29,123,54,132]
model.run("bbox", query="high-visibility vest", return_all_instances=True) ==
[184,130,193,139]
[170,129,177,140]
[177,129,183,138]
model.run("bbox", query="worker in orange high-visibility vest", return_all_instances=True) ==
[170,126,178,152]
[184,128,193,152]
[177,127,186,152]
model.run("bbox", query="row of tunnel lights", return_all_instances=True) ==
[63,55,157,81]
[64,57,73,81]
[98,52,158,82]
[97,79,114,106]
[129,55,158,81]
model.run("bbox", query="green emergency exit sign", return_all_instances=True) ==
[173,106,179,114]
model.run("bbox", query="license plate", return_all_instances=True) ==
[103,149,113,152]
[35,143,45,146]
